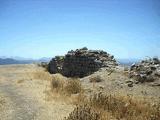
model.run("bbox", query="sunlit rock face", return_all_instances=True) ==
[48,47,118,77]
[129,57,160,83]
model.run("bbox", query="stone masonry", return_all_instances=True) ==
[48,47,118,77]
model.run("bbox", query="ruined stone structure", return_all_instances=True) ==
[48,56,64,74]
[129,57,160,83]
[48,47,118,77]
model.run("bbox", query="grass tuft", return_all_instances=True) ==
[64,78,82,95]
[51,75,82,96]
[64,104,101,120]
[89,75,103,83]
[65,92,160,120]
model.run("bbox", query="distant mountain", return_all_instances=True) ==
[10,56,34,61]
[0,58,35,65]
[38,57,51,62]
[0,56,52,65]
[0,56,7,59]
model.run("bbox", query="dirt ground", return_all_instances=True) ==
[0,64,159,120]
[0,64,73,120]
[81,66,160,103]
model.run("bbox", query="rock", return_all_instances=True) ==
[125,80,133,83]
[98,85,105,90]
[134,81,139,84]
[48,56,64,74]
[150,82,160,86]
[81,47,88,50]
[128,82,133,87]
[155,70,160,77]
[125,80,134,87]
[48,47,118,77]
[146,76,155,82]
[130,63,136,71]
[128,58,160,83]
[153,57,159,64]
[150,66,157,71]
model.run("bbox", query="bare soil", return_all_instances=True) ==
[0,64,159,120]
[81,66,160,103]
[0,64,73,120]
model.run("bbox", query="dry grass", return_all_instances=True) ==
[16,79,25,84]
[64,104,101,120]
[51,74,82,96]
[64,78,82,95]
[0,98,4,105]
[89,92,160,120]
[51,73,66,92]
[0,94,6,109]
[31,70,52,81]
[64,103,114,120]
[64,92,160,120]
[31,70,160,120]
[89,75,103,83]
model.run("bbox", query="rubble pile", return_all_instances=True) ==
[48,47,118,77]
[129,57,160,83]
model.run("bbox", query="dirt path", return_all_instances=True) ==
[0,64,73,120]
[0,81,39,120]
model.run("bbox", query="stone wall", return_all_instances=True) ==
[48,47,118,77]
[129,57,160,83]
[48,56,64,74]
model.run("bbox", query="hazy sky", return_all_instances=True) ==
[0,0,160,59]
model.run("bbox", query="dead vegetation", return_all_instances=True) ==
[31,70,52,81]
[0,95,5,108]
[64,104,101,120]
[34,65,160,120]
[48,73,160,120]
[88,92,160,120]
[51,73,66,93]
[64,78,82,95]
[89,75,103,83]
[16,79,25,84]
[51,74,82,96]
[64,92,160,120]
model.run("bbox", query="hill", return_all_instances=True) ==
[0,58,34,65]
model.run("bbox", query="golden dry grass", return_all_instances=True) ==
[51,75,82,96]
[51,73,66,92]
[89,75,103,83]
[30,70,52,81]
[16,79,25,84]
[64,92,160,120]
[64,104,101,120]
[39,68,160,120]
[64,78,82,95]
[30,69,160,120]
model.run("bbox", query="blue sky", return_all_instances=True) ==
[0,0,160,59]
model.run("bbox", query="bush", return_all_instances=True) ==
[32,70,52,81]
[51,78,63,91]
[51,74,66,92]
[65,92,160,120]
[64,105,100,120]
[51,75,82,95]
[64,78,82,95]
[89,75,103,83]
[88,92,160,120]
